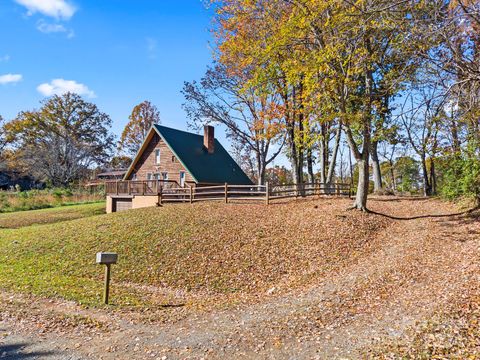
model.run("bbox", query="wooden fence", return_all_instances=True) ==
[105,180,351,205]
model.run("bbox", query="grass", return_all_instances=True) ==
[0,188,104,213]
[0,199,390,308]
[0,202,105,229]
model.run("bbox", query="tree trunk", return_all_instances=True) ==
[257,158,266,186]
[354,157,369,211]
[389,159,396,191]
[421,154,431,196]
[307,148,315,183]
[319,124,327,183]
[429,158,436,195]
[370,141,383,193]
[326,123,342,184]
[451,118,460,153]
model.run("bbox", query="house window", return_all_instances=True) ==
[154,173,160,180]
[172,156,176,162]
[179,171,185,187]
[161,172,168,181]
[155,149,161,164]
[147,173,152,181]
[132,173,137,180]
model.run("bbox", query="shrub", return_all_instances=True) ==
[0,187,104,213]
[440,152,480,206]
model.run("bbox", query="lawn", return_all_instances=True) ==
[0,199,390,308]
[0,202,106,229]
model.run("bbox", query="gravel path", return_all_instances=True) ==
[1,197,478,359]
[0,328,85,359]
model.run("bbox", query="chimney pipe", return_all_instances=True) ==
[204,125,214,154]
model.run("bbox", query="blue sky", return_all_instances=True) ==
[0,0,216,140]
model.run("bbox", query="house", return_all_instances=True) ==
[98,169,127,181]
[106,124,253,212]
[123,124,252,186]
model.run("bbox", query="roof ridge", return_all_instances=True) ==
[154,124,203,138]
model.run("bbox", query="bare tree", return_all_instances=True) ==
[183,64,284,185]
[400,84,445,196]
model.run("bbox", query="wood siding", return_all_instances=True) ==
[127,133,195,184]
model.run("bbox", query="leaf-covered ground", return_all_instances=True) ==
[366,208,480,359]
[0,198,390,307]
[0,197,478,359]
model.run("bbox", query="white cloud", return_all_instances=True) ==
[37,20,74,38]
[0,55,10,62]
[37,79,95,98]
[0,73,23,84]
[15,0,76,20]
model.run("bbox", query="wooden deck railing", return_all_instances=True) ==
[105,181,351,204]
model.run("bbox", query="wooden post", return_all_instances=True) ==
[103,264,111,305]
[225,183,228,203]
[336,182,340,196]
[128,180,131,195]
[190,186,193,204]
[265,181,270,205]
[158,185,163,206]
[142,182,146,195]
[115,181,118,195]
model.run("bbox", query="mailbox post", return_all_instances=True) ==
[96,252,118,304]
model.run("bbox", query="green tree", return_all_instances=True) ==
[394,156,422,193]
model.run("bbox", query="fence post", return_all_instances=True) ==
[190,185,193,204]
[128,180,131,195]
[225,183,228,203]
[157,185,163,206]
[336,182,340,196]
[265,181,270,205]
[115,181,118,195]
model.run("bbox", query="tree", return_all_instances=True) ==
[5,93,115,187]
[400,82,444,196]
[109,155,132,170]
[394,156,422,193]
[0,115,7,157]
[119,101,160,156]
[183,64,284,185]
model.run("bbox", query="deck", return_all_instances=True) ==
[105,180,352,204]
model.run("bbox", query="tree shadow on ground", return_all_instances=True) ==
[368,196,431,203]
[0,342,56,359]
[367,207,479,221]
[433,209,480,242]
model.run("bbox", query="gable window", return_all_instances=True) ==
[179,171,185,187]
[132,173,137,181]
[161,172,168,181]
[155,149,161,164]
[154,173,160,180]
[172,155,176,162]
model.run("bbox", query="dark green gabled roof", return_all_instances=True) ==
[154,124,253,185]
